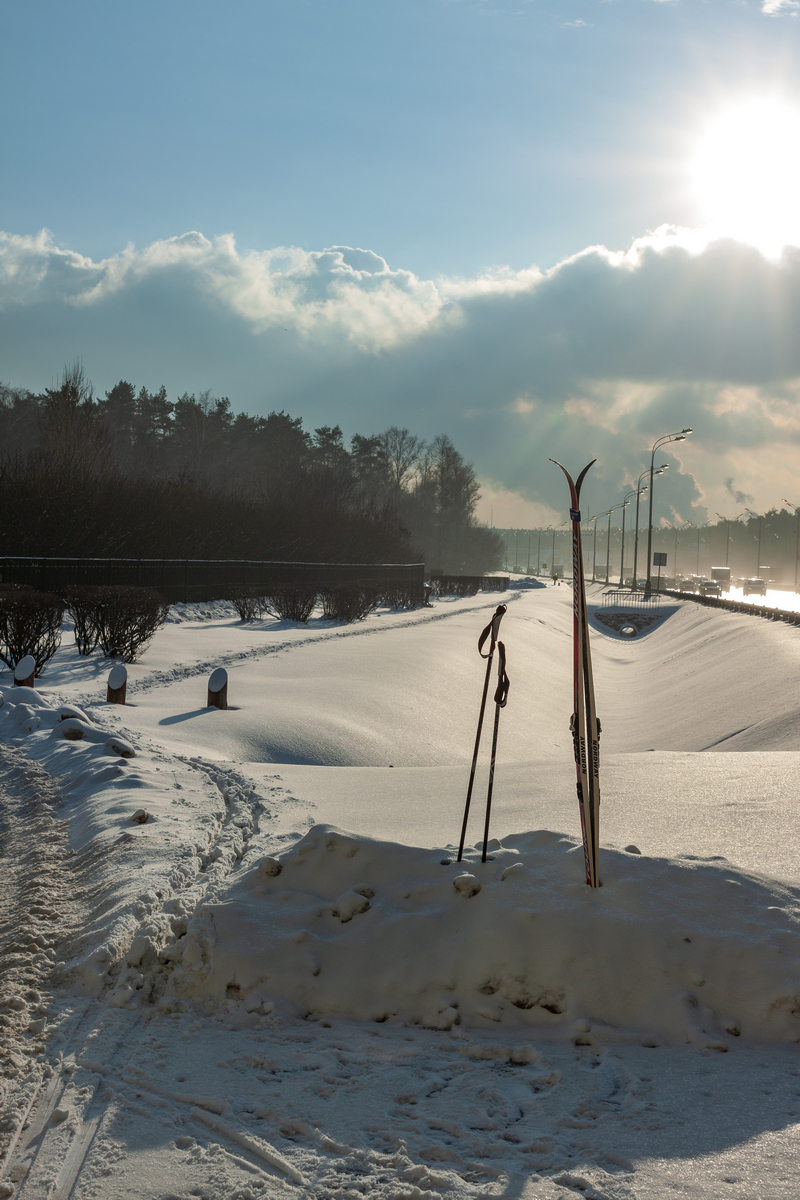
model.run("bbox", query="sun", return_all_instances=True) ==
[691,97,800,257]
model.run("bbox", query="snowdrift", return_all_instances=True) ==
[166,823,800,1046]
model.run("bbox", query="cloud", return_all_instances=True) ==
[724,478,754,506]
[761,0,799,14]
[2,225,800,521]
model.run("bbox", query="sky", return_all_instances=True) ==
[2,0,800,528]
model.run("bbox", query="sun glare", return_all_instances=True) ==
[692,98,800,257]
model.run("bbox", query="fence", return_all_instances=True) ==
[601,589,662,611]
[429,574,510,595]
[0,557,425,605]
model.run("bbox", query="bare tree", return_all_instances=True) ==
[378,427,425,491]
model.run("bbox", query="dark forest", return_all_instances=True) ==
[0,364,503,573]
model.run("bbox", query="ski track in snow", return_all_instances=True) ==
[4,587,800,1197]
[61,592,523,713]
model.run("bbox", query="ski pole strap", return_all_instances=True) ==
[493,641,510,707]
[478,604,507,658]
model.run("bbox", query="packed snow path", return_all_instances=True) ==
[3,584,800,1198]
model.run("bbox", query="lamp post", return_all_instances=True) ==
[527,530,532,574]
[783,500,800,592]
[605,502,627,585]
[715,511,745,570]
[536,528,542,575]
[619,490,638,586]
[674,520,691,576]
[590,513,604,583]
[632,466,666,589]
[695,521,711,575]
[645,429,692,596]
[745,509,763,578]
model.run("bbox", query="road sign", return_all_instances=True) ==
[653,552,667,567]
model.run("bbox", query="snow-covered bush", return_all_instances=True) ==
[262,587,318,623]
[429,574,481,598]
[377,582,426,610]
[320,584,380,622]
[0,586,64,674]
[94,585,168,662]
[228,588,264,621]
[63,585,104,655]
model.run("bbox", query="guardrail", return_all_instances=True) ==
[601,589,661,610]
[664,589,800,625]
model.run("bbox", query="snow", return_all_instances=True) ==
[167,822,800,1044]
[3,583,800,1197]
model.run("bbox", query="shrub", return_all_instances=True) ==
[229,588,264,621]
[262,587,318,623]
[94,586,168,662]
[63,585,104,655]
[0,589,64,674]
[429,575,480,598]
[320,584,380,622]
[377,582,427,610]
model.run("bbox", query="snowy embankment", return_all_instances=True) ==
[167,823,800,1046]
[4,585,800,1197]
[2,678,800,1050]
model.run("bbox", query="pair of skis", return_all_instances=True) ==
[457,604,510,864]
[551,459,602,888]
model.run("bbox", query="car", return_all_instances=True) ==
[699,580,721,596]
[742,578,767,596]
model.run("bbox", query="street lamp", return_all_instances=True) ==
[605,502,628,585]
[632,466,666,589]
[695,521,711,575]
[645,429,693,596]
[745,509,763,578]
[590,512,604,583]
[783,501,800,592]
[674,519,691,576]
[715,511,745,570]
[619,489,639,586]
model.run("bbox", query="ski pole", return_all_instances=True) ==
[481,639,510,863]
[457,604,507,861]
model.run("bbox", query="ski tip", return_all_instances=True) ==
[549,458,572,484]
[575,459,596,495]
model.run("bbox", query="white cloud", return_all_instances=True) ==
[3,225,800,519]
[761,0,799,14]
[0,230,446,352]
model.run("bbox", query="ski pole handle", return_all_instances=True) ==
[493,641,510,707]
[478,604,507,659]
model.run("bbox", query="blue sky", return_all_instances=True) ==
[3,0,800,525]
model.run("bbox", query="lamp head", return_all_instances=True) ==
[682,428,693,434]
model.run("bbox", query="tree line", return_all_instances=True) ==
[0,363,503,573]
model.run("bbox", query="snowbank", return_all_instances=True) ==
[167,823,800,1046]
[0,686,236,997]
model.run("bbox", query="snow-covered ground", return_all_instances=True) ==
[2,584,800,1198]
